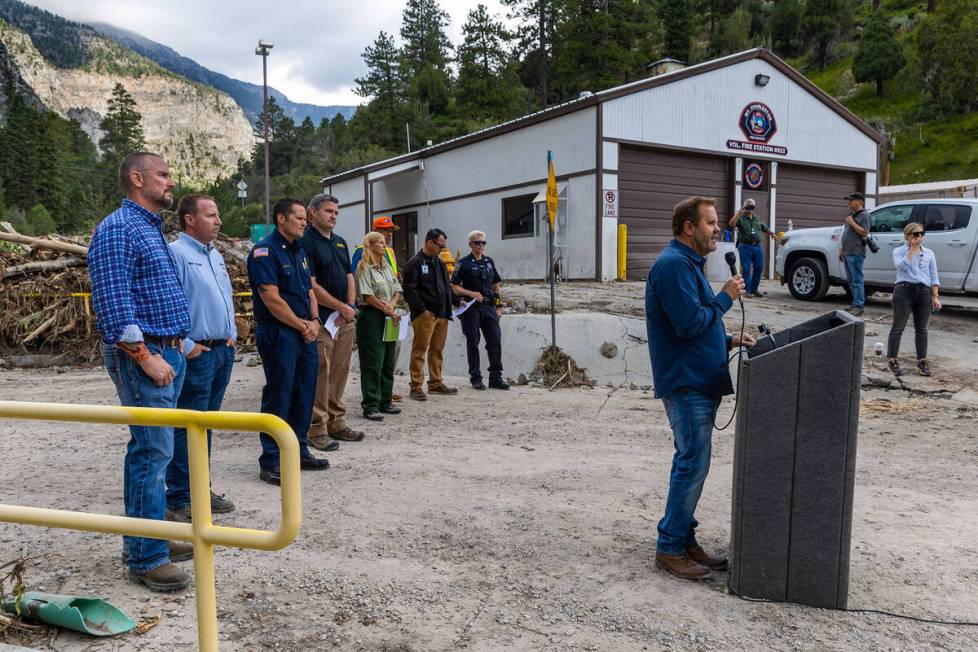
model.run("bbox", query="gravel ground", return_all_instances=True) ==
[1,283,977,651]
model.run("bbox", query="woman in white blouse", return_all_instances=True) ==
[886,222,942,377]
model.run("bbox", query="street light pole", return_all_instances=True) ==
[255,40,274,231]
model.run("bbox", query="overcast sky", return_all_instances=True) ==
[26,0,510,106]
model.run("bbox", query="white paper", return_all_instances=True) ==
[324,311,341,338]
[453,298,477,318]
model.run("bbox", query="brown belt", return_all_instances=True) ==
[144,334,183,347]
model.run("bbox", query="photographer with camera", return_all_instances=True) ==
[728,198,775,298]
[838,192,871,316]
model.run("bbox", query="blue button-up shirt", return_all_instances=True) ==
[893,244,940,287]
[169,232,237,352]
[645,240,734,399]
[88,199,190,344]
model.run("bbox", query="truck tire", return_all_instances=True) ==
[787,257,830,301]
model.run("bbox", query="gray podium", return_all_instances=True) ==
[729,310,864,609]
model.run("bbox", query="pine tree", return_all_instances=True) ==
[802,0,842,71]
[852,11,905,97]
[352,31,419,152]
[918,0,978,114]
[660,0,692,62]
[400,0,453,75]
[99,83,145,161]
[98,83,145,197]
[770,0,804,57]
[400,0,454,114]
[501,0,558,107]
[550,0,660,102]
[456,4,530,121]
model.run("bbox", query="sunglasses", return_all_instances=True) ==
[470,240,487,246]
[909,231,924,238]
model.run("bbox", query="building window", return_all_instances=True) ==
[502,194,535,239]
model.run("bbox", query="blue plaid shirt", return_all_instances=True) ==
[88,199,190,344]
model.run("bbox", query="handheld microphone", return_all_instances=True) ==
[724,251,738,277]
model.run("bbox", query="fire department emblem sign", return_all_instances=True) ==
[739,102,777,143]
[744,162,765,189]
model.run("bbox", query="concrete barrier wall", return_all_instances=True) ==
[348,311,654,387]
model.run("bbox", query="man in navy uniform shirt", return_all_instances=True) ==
[451,230,508,390]
[247,198,330,485]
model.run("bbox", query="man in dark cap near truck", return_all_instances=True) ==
[838,192,871,316]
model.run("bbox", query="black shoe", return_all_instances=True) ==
[471,381,486,390]
[259,468,281,485]
[380,404,401,414]
[363,411,384,421]
[488,380,510,390]
[300,455,330,471]
[846,305,864,316]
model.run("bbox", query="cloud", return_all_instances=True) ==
[24,0,509,106]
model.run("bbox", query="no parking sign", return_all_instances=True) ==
[602,189,618,218]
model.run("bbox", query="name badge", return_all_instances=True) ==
[421,263,429,274]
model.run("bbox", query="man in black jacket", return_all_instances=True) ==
[402,228,457,401]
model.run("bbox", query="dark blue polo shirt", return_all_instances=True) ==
[248,228,314,325]
[645,240,734,399]
[452,253,502,303]
[298,226,352,322]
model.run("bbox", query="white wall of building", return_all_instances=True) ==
[325,176,367,247]
[603,58,877,172]
[371,108,597,212]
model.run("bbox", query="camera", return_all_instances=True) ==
[862,234,880,254]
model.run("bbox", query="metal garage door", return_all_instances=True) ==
[777,164,861,230]
[619,146,730,278]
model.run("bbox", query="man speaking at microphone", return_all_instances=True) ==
[645,196,754,580]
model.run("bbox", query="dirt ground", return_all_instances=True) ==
[1,281,977,651]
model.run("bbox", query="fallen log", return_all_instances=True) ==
[1,256,86,279]
[0,231,89,256]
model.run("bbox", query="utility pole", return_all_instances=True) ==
[255,40,274,231]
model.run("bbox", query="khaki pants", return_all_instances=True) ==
[309,319,355,436]
[409,312,448,390]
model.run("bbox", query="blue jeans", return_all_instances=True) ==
[167,343,235,510]
[843,254,866,307]
[737,243,764,295]
[103,340,186,572]
[256,323,317,470]
[657,388,719,555]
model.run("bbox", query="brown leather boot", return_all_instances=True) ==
[168,541,194,562]
[129,562,191,592]
[686,544,728,571]
[654,552,710,579]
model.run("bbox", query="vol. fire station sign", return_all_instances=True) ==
[727,101,787,156]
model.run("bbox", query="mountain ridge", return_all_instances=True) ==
[90,22,357,127]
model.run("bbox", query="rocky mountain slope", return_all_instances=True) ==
[91,23,356,126]
[0,8,253,183]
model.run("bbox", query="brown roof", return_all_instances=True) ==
[322,48,882,185]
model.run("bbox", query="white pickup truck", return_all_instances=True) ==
[775,199,978,301]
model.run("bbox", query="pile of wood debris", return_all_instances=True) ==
[0,221,255,360]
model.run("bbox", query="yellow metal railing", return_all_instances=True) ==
[0,401,302,651]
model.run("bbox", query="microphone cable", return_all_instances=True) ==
[714,250,747,431]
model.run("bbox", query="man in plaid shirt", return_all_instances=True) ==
[88,152,194,592]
